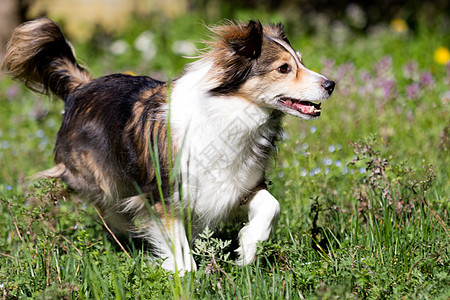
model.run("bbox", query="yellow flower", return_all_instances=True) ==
[434,47,450,65]
[390,18,408,33]
[123,70,136,76]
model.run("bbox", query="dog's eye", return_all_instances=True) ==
[277,63,291,74]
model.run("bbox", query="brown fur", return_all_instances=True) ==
[2,18,90,98]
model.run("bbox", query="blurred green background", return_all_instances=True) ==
[0,1,449,299]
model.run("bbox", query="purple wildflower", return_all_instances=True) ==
[6,84,19,99]
[420,72,434,87]
[359,79,376,96]
[406,83,420,99]
[337,62,356,95]
[358,69,372,96]
[337,62,356,79]
[359,69,372,82]
[402,61,419,80]
[321,58,335,77]
[374,56,393,78]
[384,79,396,99]
[376,78,396,99]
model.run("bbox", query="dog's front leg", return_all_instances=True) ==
[235,189,280,265]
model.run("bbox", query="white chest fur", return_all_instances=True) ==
[170,66,281,230]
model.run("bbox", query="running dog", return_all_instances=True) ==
[2,19,335,272]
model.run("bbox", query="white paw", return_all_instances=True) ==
[235,226,258,265]
[161,256,197,275]
[235,244,257,265]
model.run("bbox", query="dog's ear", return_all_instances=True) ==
[227,20,263,59]
[274,22,290,44]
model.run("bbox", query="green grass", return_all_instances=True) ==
[1,12,449,299]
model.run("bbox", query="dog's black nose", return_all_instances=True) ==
[322,80,335,95]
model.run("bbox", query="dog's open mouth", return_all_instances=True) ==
[278,98,321,116]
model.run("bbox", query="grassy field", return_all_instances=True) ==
[0,12,449,299]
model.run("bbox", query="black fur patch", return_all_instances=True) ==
[55,74,171,200]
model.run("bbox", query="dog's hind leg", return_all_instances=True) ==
[135,202,196,273]
[235,189,280,265]
[159,216,196,273]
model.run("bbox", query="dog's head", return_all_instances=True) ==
[205,20,335,120]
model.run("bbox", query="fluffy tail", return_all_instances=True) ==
[2,18,91,100]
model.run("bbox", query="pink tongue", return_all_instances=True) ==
[293,102,314,114]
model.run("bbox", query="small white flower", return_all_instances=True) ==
[310,126,317,133]
[440,90,450,105]
[310,167,321,176]
[9,129,16,138]
[135,31,157,61]
[36,129,45,138]
[281,130,290,140]
[343,166,348,175]
[110,40,128,55]
[322,158,333,166]
[46,118,57,128]
[328,144,336,153]
[134,31,154,52]
[300,168,307,177]
[172,40,197,56]
[39,137,49,150]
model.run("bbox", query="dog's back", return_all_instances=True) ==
[58,75,169,201]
